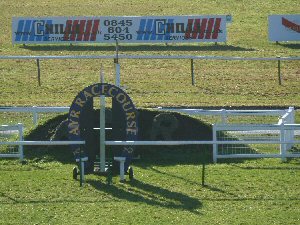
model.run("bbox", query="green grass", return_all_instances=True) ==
[1,1,300,224]
[0,0,299,107]
[0,157,299,225]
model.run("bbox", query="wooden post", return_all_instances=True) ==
[277,56,282,85]
[36,59,41,86]
[191,59,195,86]
[202,161,206,186]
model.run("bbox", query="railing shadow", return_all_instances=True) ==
[87,179,202,214]
[276,43,300,49]
[20,44,255,52]
[231,163,300,170]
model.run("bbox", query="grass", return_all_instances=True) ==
[0,0,300,224]
[0,157,299,224]
[0,0,299,107]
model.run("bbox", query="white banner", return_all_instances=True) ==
[269,15,300,42]
[12,15,230,44]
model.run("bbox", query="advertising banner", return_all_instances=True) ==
[269,15,300,42]
[12,15,230,44]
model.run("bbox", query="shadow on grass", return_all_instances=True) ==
[87,179,202,214]
[231,164,300,170]
[24,114,74,163]
[20,43,255,52]
[276,43,300,49]
[148,166,202,186]
[23,108,260,167]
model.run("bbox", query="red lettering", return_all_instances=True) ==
[212,18,221,39]
[205,18,215,39]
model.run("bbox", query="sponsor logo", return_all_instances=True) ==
[14,19,100,42]
[137,18,222,40]
[282,17,300,33]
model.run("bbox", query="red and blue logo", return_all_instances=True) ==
[137,18,222,41]
[14,19,100,42]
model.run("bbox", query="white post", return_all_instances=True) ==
[18,123,24,161]
[115,64,120,87]
[221,109,227,124]
[115,39,120,87]
[114,157,126,182]
[286,107,295,150]
[76,157,88,186]
[100,67,106,172]
[280,122,286,162]
[33,106,38,126]
[80,159,85,183]
[212,124,217,163]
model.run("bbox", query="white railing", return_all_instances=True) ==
[0,106,69,126]
[277,107,295,149]
[157,106,294,124]
[0,141,85,145]
[213,123,300,162]
[1,106,299,163]
[0,54,299,86]
[1,54,299,60]
[1,106,295,127]
[0,140,85,162]
[0,123,24,160]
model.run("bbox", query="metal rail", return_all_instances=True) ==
[0,54,298,86]
[0,54,299,61]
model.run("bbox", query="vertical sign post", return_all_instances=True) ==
[100,66,106,172]
[115,39,120,87]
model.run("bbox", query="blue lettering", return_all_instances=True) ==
[22,20,32,41]
[15,20,25,41]
[137,19,146,40]
[164,19,174,40]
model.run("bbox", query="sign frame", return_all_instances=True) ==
[12,15,230,44]
[268,14,300,42]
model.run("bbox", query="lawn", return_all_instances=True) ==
[0,156,299,224]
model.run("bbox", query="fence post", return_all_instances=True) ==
[286,107,295,150]
[36,58,41,86]
[277,56,282,85]
[212,124,217,163]
[191,59,195,85]
[100,94,106,172]
[115,39,120,87]
[280,122,287,162]
[32,106,38,126]
[221,109,227,124]
[18,123,24,161]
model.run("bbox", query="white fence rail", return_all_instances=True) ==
[0,140,85,161]
[0,106,69,126]
[0,106,295,127]
[0,123,24,160]
[157,107,295,124]
[1,106,299,163]
[213,123,300,162]
[0,54,299,86]
[0,141,85,146]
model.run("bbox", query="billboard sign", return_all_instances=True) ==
[12,15,230,44]
[269,15,300,42]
